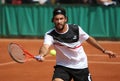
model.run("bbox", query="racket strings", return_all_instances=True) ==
[9,44,26,63]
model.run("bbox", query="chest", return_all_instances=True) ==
[50,27,79,43]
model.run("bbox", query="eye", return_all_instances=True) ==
[60,18,64,20]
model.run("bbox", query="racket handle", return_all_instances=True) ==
[34,55,44,61]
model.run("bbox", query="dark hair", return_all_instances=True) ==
[52,7,67,22]
[53,7,66,17]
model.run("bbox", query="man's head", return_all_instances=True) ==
[52,7,68,31]
[53,7,66,18]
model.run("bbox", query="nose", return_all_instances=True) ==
[58,19,61,23]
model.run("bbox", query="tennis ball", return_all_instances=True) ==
[50,49,56,56]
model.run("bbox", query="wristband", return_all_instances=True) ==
[35,55,42,61]
[103,49,106,53]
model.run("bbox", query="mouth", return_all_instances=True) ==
[56,23,62,27]
[55,24,64,30]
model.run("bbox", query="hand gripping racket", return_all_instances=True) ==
[8,43,36,63]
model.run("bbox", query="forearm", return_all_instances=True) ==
[86,36,116,58]
[39,44,50,57]
[86,36,105,53]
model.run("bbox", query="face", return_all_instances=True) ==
[53,14,67,31]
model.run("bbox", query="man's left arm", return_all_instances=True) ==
[86,36,116,58]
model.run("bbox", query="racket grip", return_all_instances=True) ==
[34,55,44,61]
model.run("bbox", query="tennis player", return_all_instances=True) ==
[35,7,116,81]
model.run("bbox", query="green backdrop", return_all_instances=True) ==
[0,4,120,38]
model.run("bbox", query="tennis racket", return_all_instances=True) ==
[8,43,35,63]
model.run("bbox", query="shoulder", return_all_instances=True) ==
[45,28,58,37]
[68,24,79,28]
[68,24,84,31]
[68,24,80,32]
[46,28,55,34]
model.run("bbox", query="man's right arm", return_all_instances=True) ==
[35,44,51,62]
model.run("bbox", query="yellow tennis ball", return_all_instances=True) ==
[50,49,56,56]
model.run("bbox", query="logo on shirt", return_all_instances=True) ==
[73,35,77,39]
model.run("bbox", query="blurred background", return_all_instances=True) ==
[0,1,120,81]
[0,0,120,40]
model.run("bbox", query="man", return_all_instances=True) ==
[35,7,116,81]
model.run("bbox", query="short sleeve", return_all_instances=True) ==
[78,26,90,43]
[43,32,54,45]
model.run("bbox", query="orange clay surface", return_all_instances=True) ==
[0,39,120,81]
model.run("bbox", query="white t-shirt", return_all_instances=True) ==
[44,24,89,69]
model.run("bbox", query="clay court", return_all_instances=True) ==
[0,39,120,81]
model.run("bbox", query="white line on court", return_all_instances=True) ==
[87,54,120,57]
[0,54,119,66]
[88,61,120,64]
[0,59,120,66]
[0,61,16,66]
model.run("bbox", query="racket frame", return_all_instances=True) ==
[8,43,35,63]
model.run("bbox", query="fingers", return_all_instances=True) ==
[104,50,116,58]
[108,53,116,58]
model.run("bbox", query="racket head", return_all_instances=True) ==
[8,43,26,63]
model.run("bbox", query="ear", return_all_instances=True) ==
[65,16,68,22]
